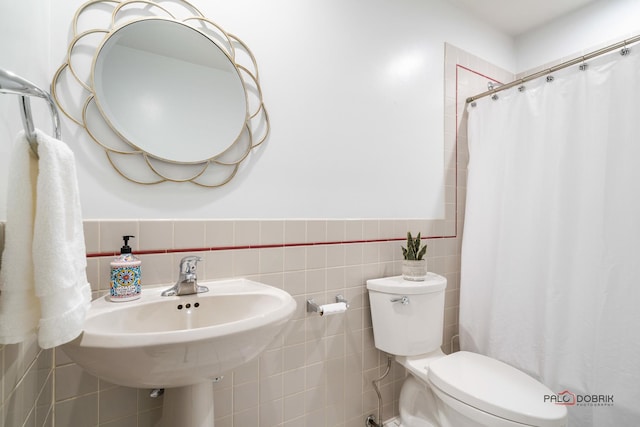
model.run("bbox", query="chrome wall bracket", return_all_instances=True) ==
[306,294,349,314]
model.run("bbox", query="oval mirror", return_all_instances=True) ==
[92,18,247,163]
[52,1,269,186]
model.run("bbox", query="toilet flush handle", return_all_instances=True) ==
[390,296,410,305]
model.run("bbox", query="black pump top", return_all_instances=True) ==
[120,235,135,254]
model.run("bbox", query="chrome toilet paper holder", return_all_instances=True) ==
[307,294,349,315]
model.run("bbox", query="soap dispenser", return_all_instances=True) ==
[110,235,142,302]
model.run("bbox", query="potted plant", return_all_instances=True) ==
[401,232,428,281]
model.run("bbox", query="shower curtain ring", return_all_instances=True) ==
[621,41,630,56]
[579,56,588,71]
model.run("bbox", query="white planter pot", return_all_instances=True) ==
[402,259,427,281]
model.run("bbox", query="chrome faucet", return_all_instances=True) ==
[161,256,209,296]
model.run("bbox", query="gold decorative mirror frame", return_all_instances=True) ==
[52,0,269,187]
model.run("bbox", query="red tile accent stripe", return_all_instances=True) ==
[86,235,453,258]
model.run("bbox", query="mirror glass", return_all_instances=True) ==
[93,19,247,163]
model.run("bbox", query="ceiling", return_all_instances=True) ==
[447,0,599,36]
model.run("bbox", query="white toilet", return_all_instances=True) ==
[367,274,567,427]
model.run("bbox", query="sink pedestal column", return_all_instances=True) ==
[161,382,215,427]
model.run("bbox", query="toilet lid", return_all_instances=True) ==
[427,352,566,427]
[366,273,446,294]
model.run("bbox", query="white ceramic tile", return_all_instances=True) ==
[98,386,137,424]
[305,245,326,270]
[344,243,363,266]
[392,220,409,238]
[137,408,163,427]
[259,399,283,426]
[305,269,325,294]
[204,220,234,247]
[325,244,345,268]
[173,220,205,249]
[203,250,233,280]
[259,247,284,274]
[283,319,306,347]
[283,246,305,272]
[234,220,260,246]
[233,359,259,385]
[345,309,364,334]
[213,414,232,427]
[136,388,163,412]
[306,220,326,243]
[362,220,379,240]
[54,393,98,426]
[259,374,283,404]
[304,386,326,413]
[213,386,233,419]
[99,221,138,253]
[283,392,305,421]
[283,367,305,397]
[325,335,345,359]
[138,220,173,251]
[82,220,100,253]
[85,258,100,291]
[345,220,363,241]
[379,220,395,240]
[282,271,305,296]
[54,364,98,402]
[100,414,137,427]
[284,220,306,244]
[233,406,259,425]
[259,348,283,379]
[304,337,325,366]
[138,253,173,287]
[233,381,259,412]
[326,267,345,291]
[232,248,259,276]
[362,242,379,264]
[260,220,284,245]
[282,344,305,372]
[379,241,395,263]
[326,220,345,242]
[344,265,363,288]
[325,312,346,337]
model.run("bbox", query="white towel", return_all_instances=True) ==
[0,130,91,349]
[0,131,40,343]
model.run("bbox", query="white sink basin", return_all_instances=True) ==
[62,278,296,389]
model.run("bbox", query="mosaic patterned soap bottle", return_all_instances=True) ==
[109,235,142,302]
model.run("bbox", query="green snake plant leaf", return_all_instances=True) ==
[402,231,427,260]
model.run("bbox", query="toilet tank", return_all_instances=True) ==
[367,274,447,356]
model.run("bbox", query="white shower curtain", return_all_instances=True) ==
[460,48,640,426]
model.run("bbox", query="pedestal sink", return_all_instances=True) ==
[62,278,296,426]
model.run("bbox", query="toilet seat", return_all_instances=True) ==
[426,352,566,427]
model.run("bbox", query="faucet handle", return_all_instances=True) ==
[179,256,202,274]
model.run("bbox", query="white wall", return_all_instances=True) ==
[1,0,514,220]
[6,1,639,219]
[515,0,640,73]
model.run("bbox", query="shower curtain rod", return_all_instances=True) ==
[466,33,640,104]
